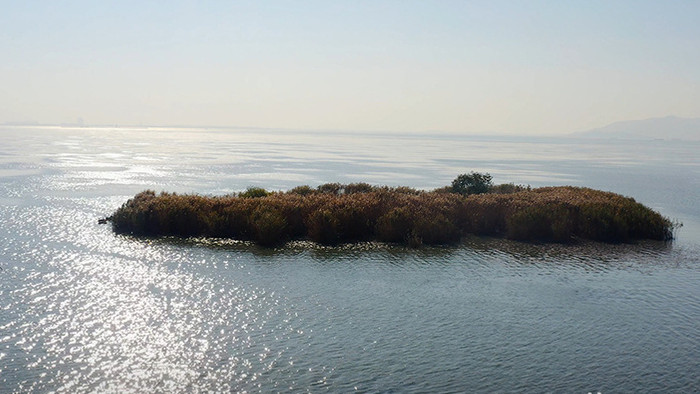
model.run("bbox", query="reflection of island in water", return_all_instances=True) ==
[106,176,675,247]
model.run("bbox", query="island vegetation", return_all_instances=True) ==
[107,173,674,247]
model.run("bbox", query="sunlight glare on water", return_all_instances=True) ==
[0,126,698,392]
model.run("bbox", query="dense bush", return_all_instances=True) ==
[411,213,461,246]
[376,207,415,244]
[306,209,342,245]
[506,204,575,242]
[392,186,423,195]
[250,206,288,246]
[489,183,530,194]
[451,172,493,195]
[317,183,344,195]
[287,185,314,196]
[433,186,454,194]
[344,183,375,194]
[239,187,270,198]
[110,181,674,247]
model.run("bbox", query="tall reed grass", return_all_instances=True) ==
[109,184,674,247]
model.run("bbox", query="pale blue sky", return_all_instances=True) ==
[2,1,699,134]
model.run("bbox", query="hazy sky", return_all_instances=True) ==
[2,1,699,134]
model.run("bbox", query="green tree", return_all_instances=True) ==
[451,172,493,195]
[239,187,269,198]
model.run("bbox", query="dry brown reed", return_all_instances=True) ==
[110,185,673,247]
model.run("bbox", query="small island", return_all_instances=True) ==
[106,173,674,247]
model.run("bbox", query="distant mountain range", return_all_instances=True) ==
[573,116,700,140]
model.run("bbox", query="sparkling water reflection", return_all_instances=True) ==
[0,126,698,392]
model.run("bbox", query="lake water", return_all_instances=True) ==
[1,126,698,392]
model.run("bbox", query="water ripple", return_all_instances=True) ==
[1,127,698,392]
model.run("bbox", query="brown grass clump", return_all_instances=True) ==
[109,184,674,247]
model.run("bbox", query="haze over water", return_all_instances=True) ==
[0,126,698,392]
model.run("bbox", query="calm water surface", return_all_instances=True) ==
[1,126,699,392]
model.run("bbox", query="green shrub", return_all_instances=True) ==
[239,187,269,198]
[451,172,493,195]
